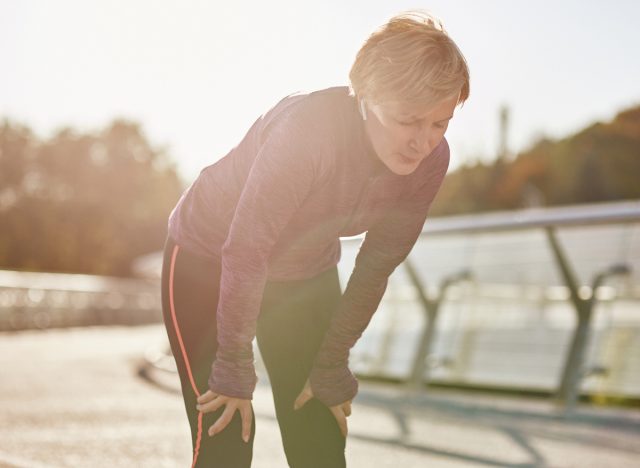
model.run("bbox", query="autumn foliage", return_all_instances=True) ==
[0,120,183,276]
[431,105,640,216]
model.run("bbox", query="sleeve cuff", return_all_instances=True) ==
[309,364,359,407]
[208,358,258,400]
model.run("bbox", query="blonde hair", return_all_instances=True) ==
[349,10,470,108]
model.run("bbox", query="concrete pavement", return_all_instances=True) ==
[1,325,638,467]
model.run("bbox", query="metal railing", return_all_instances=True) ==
[0,270,161,330]
[340,200,640,412]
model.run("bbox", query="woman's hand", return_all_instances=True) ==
[293,379,352,437]
[196,390,253,443]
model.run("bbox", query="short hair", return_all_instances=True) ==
[349,10,470,108]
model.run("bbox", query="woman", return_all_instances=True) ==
[161,10,469,468]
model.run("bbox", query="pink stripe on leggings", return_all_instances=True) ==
[169,244,203,468]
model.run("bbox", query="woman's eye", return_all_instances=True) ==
[397,119,417,126]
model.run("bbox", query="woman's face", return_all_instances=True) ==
[363,94,459,175]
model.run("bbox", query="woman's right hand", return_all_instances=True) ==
[196,390,253,443]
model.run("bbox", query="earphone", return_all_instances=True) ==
[359,99,368,121]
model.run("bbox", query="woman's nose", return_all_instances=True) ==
[409,127,432,155]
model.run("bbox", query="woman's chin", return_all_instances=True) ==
[384,154,421,175]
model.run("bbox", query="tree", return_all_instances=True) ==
[430,105,640,215]
[0,119,184,276]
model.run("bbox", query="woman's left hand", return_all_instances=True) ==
[293,379,352,437]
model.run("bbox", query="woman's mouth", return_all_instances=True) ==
[397,153,420,165]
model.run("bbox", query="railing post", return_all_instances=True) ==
[403,258,470,390]
[545,227,630,412]
[404,258,437,389]
[545,227,591,412]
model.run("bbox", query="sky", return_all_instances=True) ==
[2,0,639,182]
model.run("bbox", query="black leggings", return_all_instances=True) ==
[160,235,347,467]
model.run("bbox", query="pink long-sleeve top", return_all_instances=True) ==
[168,86,450,406]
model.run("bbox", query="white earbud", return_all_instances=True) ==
[359,99,368,121]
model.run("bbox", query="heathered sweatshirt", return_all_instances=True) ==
[168,86,450,406]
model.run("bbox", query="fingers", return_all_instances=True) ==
[293,377,352,438]
[293,390,312,411]
[200,397,253,443]
[196,394,227,414]
[330,406,348,438]
[343,400,352,417]
[293,379,314,411]
[209,404,236,437]
[197,390,218,405]
[240,404,253,443]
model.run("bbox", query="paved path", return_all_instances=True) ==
[1,325,638,467]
